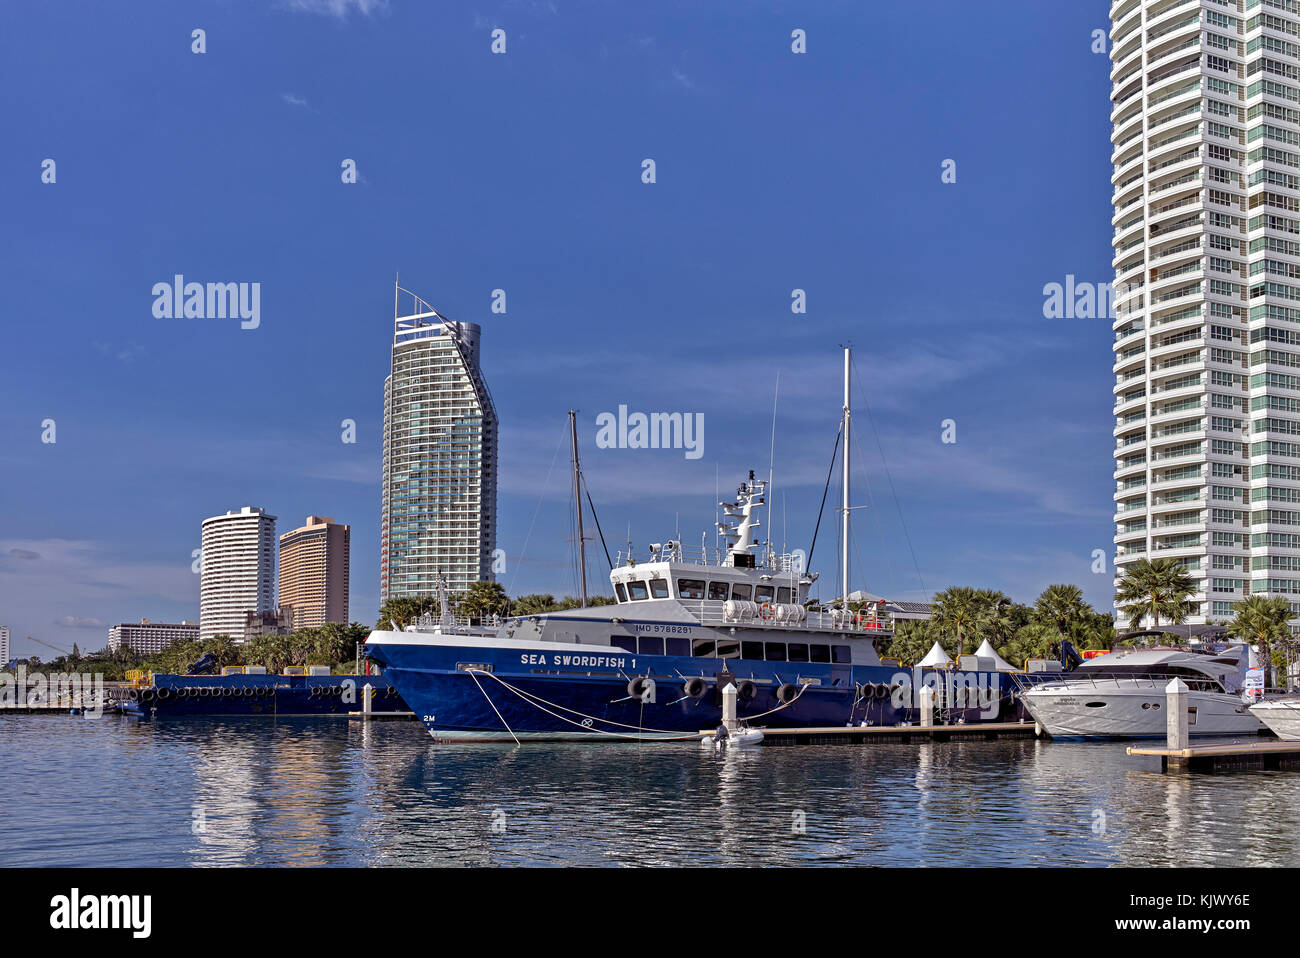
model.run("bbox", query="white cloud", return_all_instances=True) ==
[277,0,389,20]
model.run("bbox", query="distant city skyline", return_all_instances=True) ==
[2,2,1121,659]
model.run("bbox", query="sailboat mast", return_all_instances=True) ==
[841,347,851,609]
[569,410,589,608]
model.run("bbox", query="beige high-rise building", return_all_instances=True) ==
[279,516,350,630]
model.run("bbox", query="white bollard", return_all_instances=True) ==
[721,683,738,732]
[362,682,374,716]
[919,685,934,728]
[1166,678,1188,750]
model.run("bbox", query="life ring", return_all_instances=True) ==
[682,677,708,700]
[775,683,800,704]
[736,680,758,704]
[759,602,772,620]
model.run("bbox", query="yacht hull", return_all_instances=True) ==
[1249,699,1300,741]
[1022,683,1264,739]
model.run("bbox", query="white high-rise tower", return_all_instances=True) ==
[381,285,498,601]
[200,506,277,641]
[1111,0,1300,629]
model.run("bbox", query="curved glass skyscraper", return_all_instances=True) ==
[380,285,498,602]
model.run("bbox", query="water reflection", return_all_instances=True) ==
[3,716,1300,867]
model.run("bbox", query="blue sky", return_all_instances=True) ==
[0,0,1117,658]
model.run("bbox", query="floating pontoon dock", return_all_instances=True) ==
[1126,738,1294,773]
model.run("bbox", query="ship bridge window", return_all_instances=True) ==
[649,578,670,599]
[741,641,764,660]
[639,636,664,655]
[678,578,706,600]
[756,585,775,603]
[627,581,649,601]
[764,642,787,662]
[614,582,627,603]
[788,643,809,663]
[716,640,740,658]
[612,636,636,654]
[666,638,690,656]
[693,639,716,657]
[810,644,831,664]
[708,581,729,601]
[777,587,793,604]
[731,584,752,601]
[832,645,850,664]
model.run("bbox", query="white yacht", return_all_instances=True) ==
[1249,698,1300,741]
[1019,646,1265,739]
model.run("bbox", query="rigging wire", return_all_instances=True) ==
[806,422,842,572]
[851,356,928,595]
[507,424,568,598]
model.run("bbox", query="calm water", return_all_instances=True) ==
[3,714,1299,867]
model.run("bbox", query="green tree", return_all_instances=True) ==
[931,587,993,658]
[879,619,937,666]
[455,581,510,622]
[1115,558,1197,630]
[512,594,561,615]
[1033,584,1088,635]
[375,595,440,631]
[1227,594,1293,685]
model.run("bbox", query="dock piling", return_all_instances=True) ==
[919,685,934,728]
[1166,678,1189,756]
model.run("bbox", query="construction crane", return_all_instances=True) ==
[22,635,73,659]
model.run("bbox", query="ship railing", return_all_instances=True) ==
[687,603,890,635]
[1031,673,1224,694]
[612,545,808,573]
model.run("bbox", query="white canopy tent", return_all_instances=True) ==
[917,641,952,668]
[973,638,1017,672]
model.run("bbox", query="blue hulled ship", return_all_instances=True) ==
[367,349,1033,742]
[117,668,409,718]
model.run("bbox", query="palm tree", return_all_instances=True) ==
[1033,584,1087,635]
[931,587,992,658]
[455,581,511,622]
[1227,595,1293,686]
[1114,558,1197,631]
[375,595,440,631]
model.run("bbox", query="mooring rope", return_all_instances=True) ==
[463,669,814,741]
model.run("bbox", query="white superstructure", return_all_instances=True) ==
[200,506,277,642]
[1110,0,1300,628]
